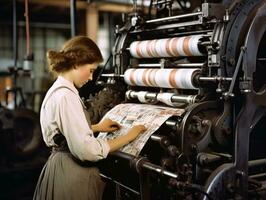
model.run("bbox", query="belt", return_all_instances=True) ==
[52,134,98,167]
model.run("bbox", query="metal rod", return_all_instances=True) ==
[150,135,163,142]
[171,95,197,104]
[137,64,161,67]
[70,0,77,37]
[226,46,245,97]
[249,173,266,179]
[127,90,197,104]
[248,158,266,168]
[174,63,204,67]
[145,93,157,99]
[101,73,124,78]
[156,20,202,30]
[146,12,202,24]
[13,0,18,67]
[150,134,170,147]
[165,120,178,127]
[111,151,135,161]
[168,29,213,38]
[142,162,178,179]
[200,41,212,46]
[100,173,140,195]
[136,63,204,68]
[131,28,211,37]
[110,152,179,181]
[199,76,232,82]
[153,0,172,5]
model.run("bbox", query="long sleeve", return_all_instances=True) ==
[55,90,110,161]
[40,76,110,162]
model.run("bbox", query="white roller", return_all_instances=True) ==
[137,91,149,103]
[154,69,172,88]
[190,35,202,55]
[129,41,138,58]
[124,68,198,89]
[157,93,175,106]
[129,35,203,58]
[124,68,134,85]
[174,68,196,89]
[177,37,186,56]
[135,69,145,86]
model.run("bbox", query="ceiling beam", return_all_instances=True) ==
[97,2,133,13]
[19,0,134,13]
[19,0,87,9]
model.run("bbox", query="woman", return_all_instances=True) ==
[34,36,146,200]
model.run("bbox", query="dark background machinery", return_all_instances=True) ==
[0,105,48,199]
[86,0,266,199]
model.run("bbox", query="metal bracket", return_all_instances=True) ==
[202,3,226,20]
[223,46,246,99]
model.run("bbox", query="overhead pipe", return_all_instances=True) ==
[70,0,77,37]
[23,0,33,71]
[13,0,18,67]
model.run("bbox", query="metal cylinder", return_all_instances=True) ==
[126,90,198,104]
[150,134,171,147]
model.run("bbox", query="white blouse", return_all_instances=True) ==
[40,76,110,162]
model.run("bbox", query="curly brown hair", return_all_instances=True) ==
[47,36,103,73]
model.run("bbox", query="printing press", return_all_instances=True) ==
[89,0,266,199]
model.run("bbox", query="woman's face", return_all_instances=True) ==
[73,63,98,88]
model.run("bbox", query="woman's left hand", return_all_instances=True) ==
[93,119,121,132]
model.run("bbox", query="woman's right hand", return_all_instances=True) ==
[107,124,147,152]
[127,125,147,141]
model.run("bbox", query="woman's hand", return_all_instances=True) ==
[92,118,121,132]
[127,125,147,140]
[107,124,147,152]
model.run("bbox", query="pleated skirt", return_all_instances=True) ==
[33,151,105,200]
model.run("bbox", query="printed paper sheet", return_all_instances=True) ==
[97,103,185,156]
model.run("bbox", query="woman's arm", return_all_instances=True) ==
[107,125,146,152]
[92,119,146,152]
[91,118,121,133]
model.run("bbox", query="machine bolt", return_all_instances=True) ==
[228,58,235,66]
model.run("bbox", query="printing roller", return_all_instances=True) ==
[129,35,204,58]
[124,68,200,89]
